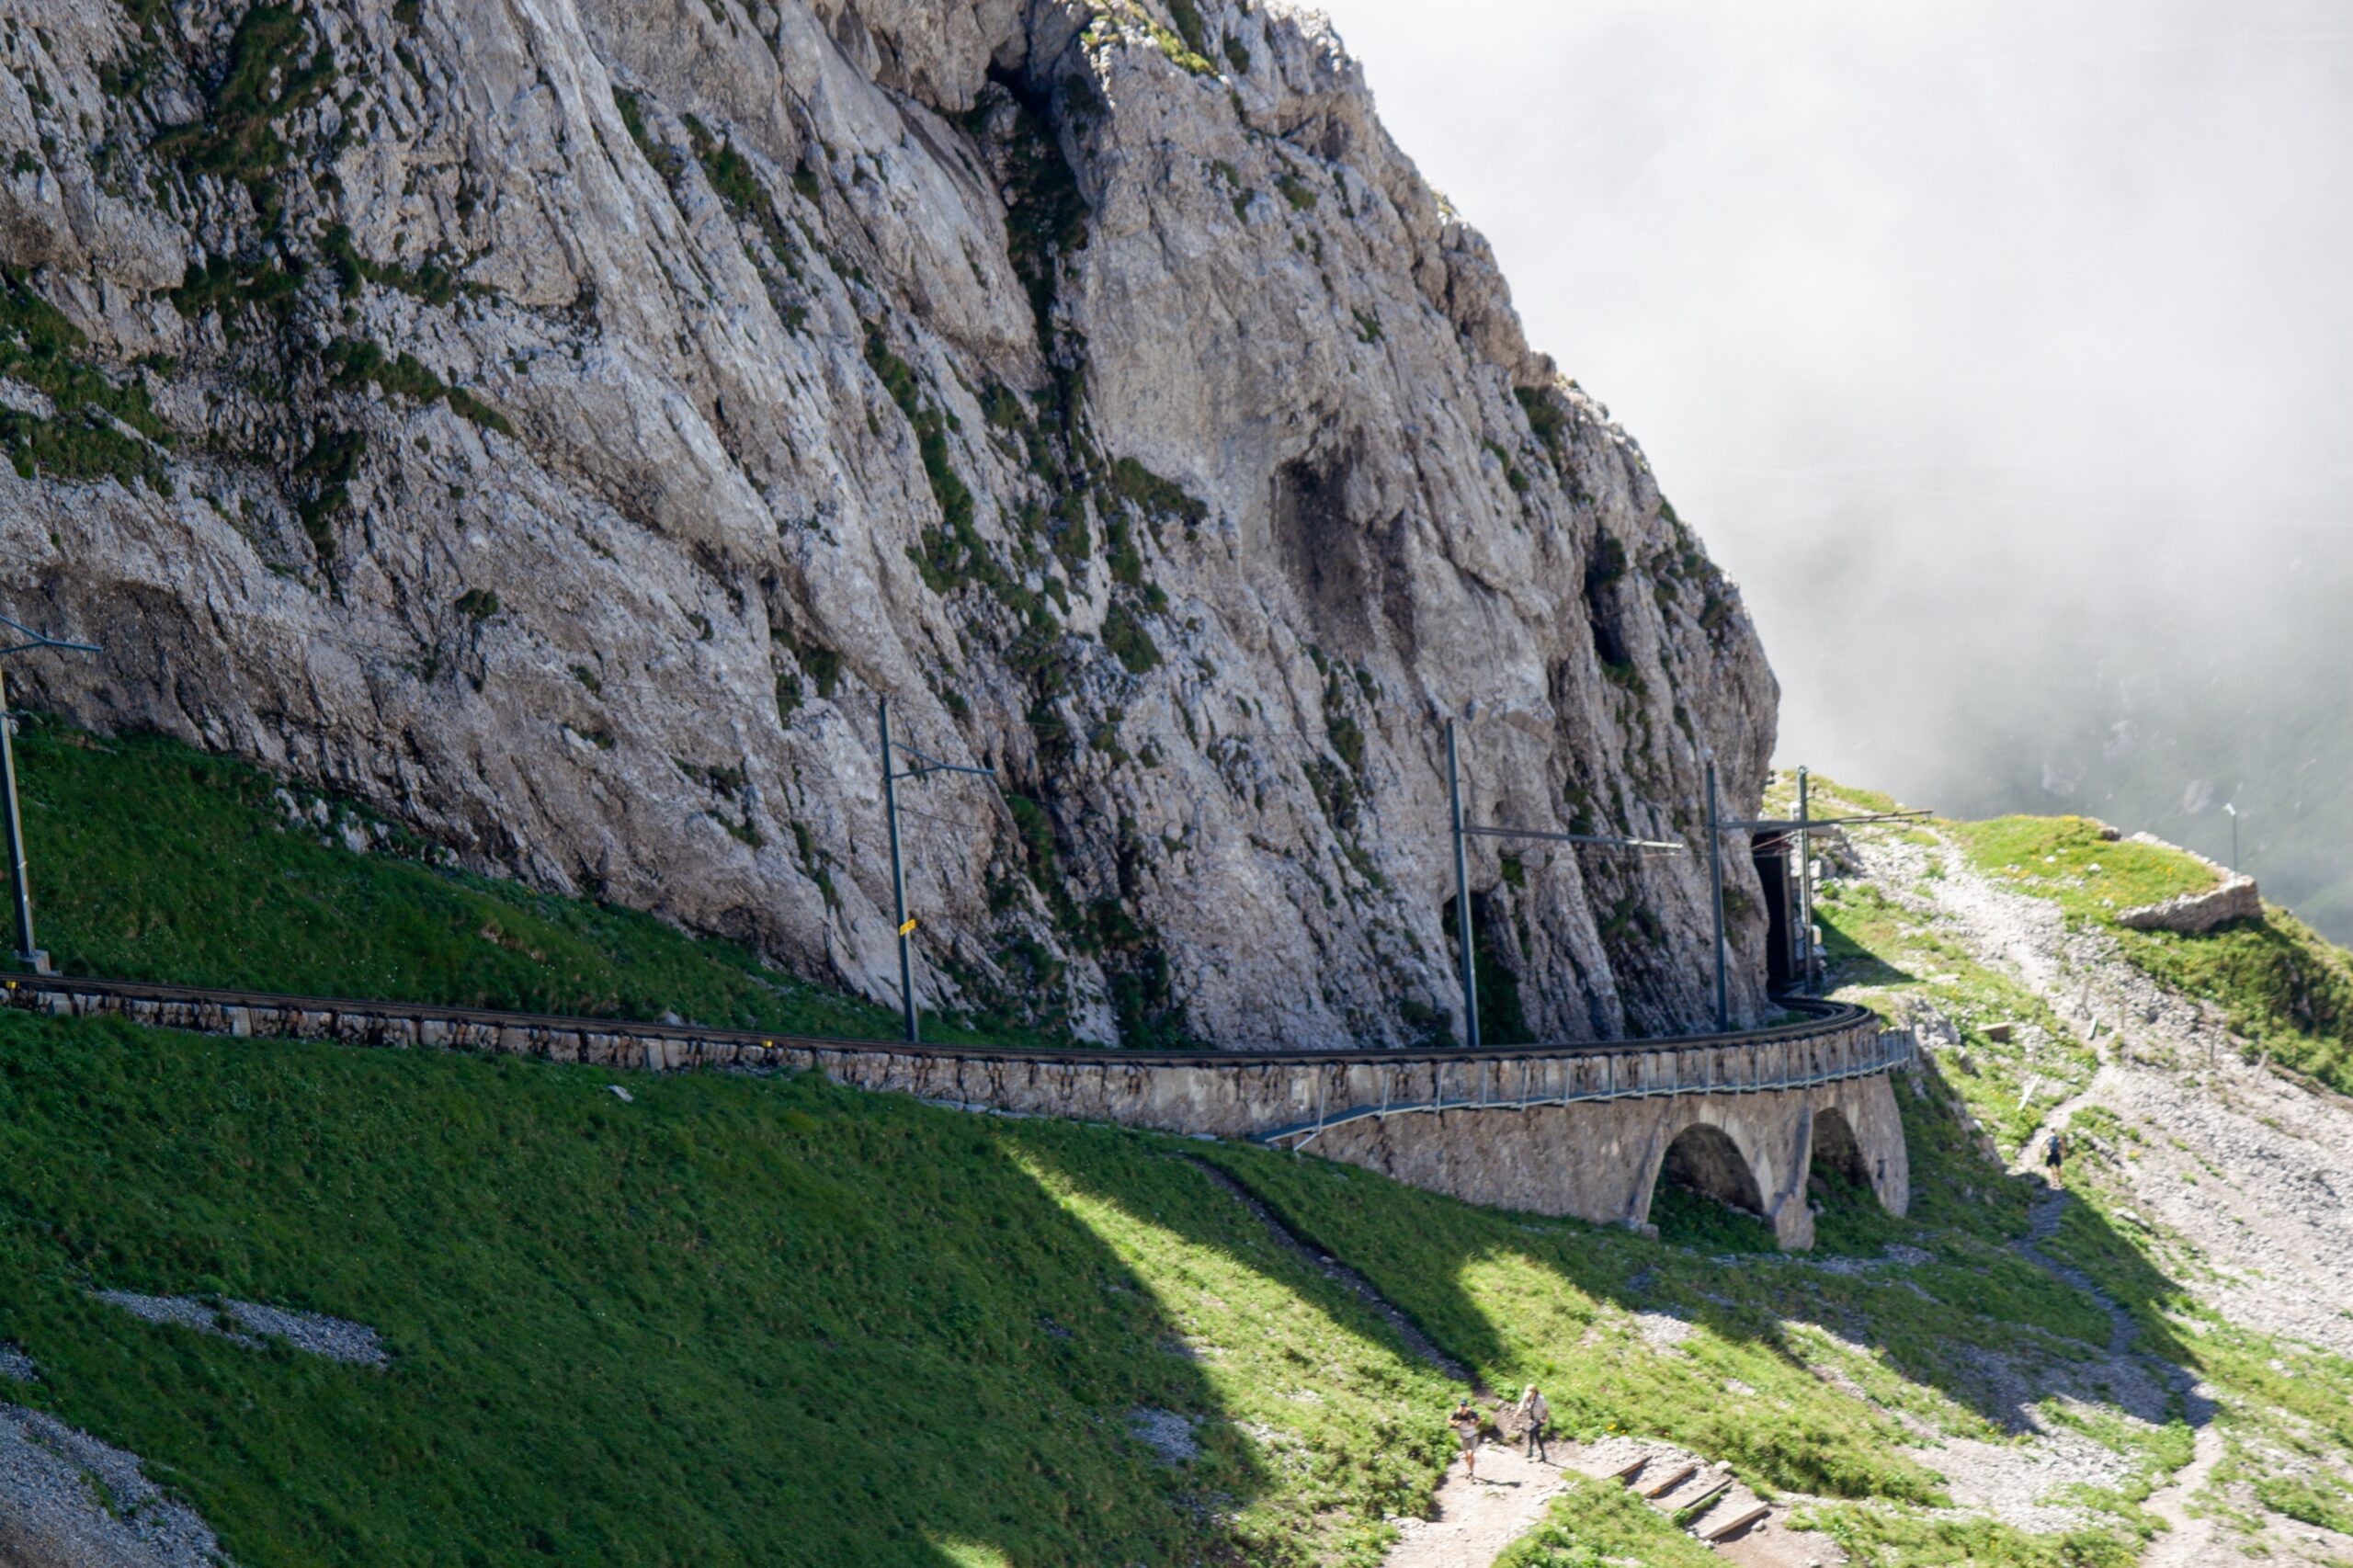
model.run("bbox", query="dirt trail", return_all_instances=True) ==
[2009,1091,2229,1568]
[1194,1158,1569,1568]
[1383,1441,1566,1568]
[2139,1416,2228,1568]
[1184,1157,1468,1381]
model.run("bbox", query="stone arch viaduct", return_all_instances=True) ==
[6,977,1911,1250]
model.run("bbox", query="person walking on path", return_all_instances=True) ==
[2044,1130,2066,1186]
[1449,1396,1483,1480]
[1515,1385,1550,1463]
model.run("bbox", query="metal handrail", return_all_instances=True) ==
[1257,1030,1915,1150]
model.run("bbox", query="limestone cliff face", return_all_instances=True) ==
[0,0,1779,1046]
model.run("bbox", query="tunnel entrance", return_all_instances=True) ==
[1752,837,1792,991]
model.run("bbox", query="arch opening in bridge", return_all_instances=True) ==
[1648,1121,1769,1244]
[1809,1106,1870,1187]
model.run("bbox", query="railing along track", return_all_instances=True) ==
[3,973,1908,1148]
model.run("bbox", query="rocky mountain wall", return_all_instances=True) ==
[0,0,1779,1046]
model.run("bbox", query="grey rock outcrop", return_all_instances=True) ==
[0,1403,240,1568]
[0,0,1779,1045]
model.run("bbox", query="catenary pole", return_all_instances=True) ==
[870,700,995,1046]
[1446,718,1480,1051]
[0,616,101,974]
[0,670,36,970]
[879,698,915,1043]
[1706,760,1728,1030]
[1796,767,1815,994]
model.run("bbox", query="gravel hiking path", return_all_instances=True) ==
[2138,1415,2228,1568]
[1886,831,2353,1360]
[1200,1160,1846,1566]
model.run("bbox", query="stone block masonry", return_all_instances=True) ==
[3,977,1909,1250]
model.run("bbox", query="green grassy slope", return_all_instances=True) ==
[3,732,2347,1563]
[0,1003,2164,1568]
[6,715,1017,1043]
[0,1008,1454,1567]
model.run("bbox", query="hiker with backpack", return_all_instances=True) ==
[1516,1384,1551,1462]
[2045,1130,2066,1185]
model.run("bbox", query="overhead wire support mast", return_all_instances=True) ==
[877,696,995,1045]
[1798,768,1814,993]
[1445,717,1688,1052]
[1706,762,1727,1031]
[0,613,101,975]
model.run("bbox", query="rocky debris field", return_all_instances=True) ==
[95,1290,390,1367]
[0,1401,239,1568]
[0,1296,390,1567]
[1830,812,2353,1565]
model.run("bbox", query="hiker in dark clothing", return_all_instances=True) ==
[2044,1131,2066,1184]
[1449,1397,1482,1478]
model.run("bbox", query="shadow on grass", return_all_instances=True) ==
[0,1009,1273,1568]
[1197,1044,2210,1513]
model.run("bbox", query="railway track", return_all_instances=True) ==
[2,968,1876,1072]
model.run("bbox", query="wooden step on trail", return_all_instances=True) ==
[1697,1498,1772,1542]
[1665,1474,1733,1518]
[1605,1451,1650,1483]
[1562,1437,1788,1555]
[1640,1460,1699,1498]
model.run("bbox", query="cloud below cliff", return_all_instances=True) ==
[1318,0,2353,933]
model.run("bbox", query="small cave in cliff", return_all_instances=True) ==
[1440,887,1535,1046]
[1271,447,1375,653]
[1583,528,1632,671]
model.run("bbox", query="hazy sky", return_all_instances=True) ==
[1313,0,2353,919]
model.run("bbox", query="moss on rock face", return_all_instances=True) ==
[963,73,1090,358]
[1101,602,1159,675]
[324,340,512,437]
[865,324,986,595]
[0,271,174,488]
[152,3,337,229]
[291,427,365,556]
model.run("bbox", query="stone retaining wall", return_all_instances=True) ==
[4,980,1909,1249]
[2118,873,2262,935]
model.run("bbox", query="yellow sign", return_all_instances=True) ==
[898,917,918,937]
